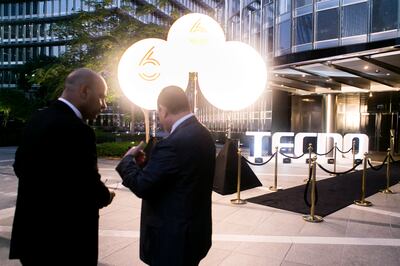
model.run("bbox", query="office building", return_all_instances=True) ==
[198,0,400,153]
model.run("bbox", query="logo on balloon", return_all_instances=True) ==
[138,46,160,81]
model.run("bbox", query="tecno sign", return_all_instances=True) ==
[246,132,369,162]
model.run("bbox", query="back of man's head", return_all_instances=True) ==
[64,68,100,93]
[157,86,190,114]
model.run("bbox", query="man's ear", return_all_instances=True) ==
[159,104,168,117]
[79,85,89,99]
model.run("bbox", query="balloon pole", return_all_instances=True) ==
[142,108,150,143]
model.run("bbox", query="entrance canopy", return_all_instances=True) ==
[271,38,400,95]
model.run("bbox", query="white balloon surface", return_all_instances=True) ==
[197,41,268,111]
[167,13,225,73]
[118,38,188,110]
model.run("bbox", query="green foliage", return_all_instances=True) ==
[0,89,33,126]
[96,141,137,157]
[94,128,146,143]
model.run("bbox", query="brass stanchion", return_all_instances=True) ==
[304,143,313,183]
[354,153,372,206]
[303,156,323,223]
[332,142,337,176]
[352,140,356,170]
[269,146,282,191]
[380,148,394,194]
[231,141,246,205]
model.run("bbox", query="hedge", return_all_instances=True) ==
[96,141,138,158]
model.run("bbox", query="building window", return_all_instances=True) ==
[4,4,10,17]
[295,0,312,8]
[342,2,368,37]
[294,13,312,45]
[277,20,291,54]
[26,1,32,15]
[32,1,38,15]
[54,0,60,16]
[11,3,16,17]
[316,8,339,41]
[18,3,24,16]
[371,0,398,32]
[277,0,291,15]
[46,0,52,16]
[67,0,74,14]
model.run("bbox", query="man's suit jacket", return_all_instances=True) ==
[10,100,111,265]
[116,116,216,266]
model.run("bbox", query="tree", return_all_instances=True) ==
[29,0,176,103]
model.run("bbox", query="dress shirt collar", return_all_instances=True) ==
[170,113,194,134]
[58,97,83,120]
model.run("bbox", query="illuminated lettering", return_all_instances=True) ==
[245,131,369,163]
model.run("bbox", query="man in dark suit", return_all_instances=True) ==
[9,68,115,265]
[116,86,216,266]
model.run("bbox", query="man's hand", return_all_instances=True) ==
[108,190,116,205]
[123,141,146,158]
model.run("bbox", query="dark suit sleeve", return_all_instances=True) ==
[116,141,178,199]
[77,126,111,209]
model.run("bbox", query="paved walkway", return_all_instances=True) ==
[0,147,399,265]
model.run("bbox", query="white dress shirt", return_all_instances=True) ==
[58,97,83,120]
[170,113,194,134]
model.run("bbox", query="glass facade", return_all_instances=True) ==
[226,0,399,56]
[197,0,400,151]
[371,0,399,33]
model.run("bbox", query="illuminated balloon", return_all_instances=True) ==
[118,38,188,110]
[167,13,225,72]
[197,41,267,111]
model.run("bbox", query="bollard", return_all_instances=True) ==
[269,147,282,191]
[304,144,313,183]
[352,140,356,170]
[303,156,323,223]
[354,153,372,206]
[231,141,246,205]
[332,142,337,176]
[380,148,394,194]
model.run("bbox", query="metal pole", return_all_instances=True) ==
[269,146,282,191]
[224,0,229,35]
[380,148,393,194]
[303,156,323,223]
[354,153,372,206]
[352,140,355,169]
[239,0,243,41]
[231,140,246,205]
[333,142,337,175]
[152,110,156,138]
[193,73,198,115]
[304,143,313,182]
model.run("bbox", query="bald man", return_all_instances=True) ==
[9,68,114,265]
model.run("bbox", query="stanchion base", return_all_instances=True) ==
[354,200,372,206]
[231,199,247,205]
[269,186,283,192]
[380,188,394,194]
[303,215,323,223]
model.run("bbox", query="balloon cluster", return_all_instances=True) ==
[118,13,268,111]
